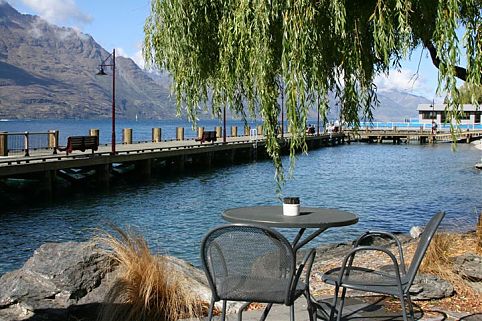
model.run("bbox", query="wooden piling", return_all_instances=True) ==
[231,126,237,137]
[215,126,222,138]
[152,128,162,142]
[123,128,133,144]
[0,132,7,156]
[176,127,184,140]
[197,127,204,140]
[89,128,99,137]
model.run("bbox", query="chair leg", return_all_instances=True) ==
[406,293,415,320]
[221,300,227,321]
[207,298,215,321]
[238,302,251,321]
[336,287,347,321]
[330,285,340,321]
[290,304,295,321]
[399,294,409,321]
[259,303,273,321]
[305,291,317,321]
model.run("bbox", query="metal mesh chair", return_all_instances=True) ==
[322,212,445,321]
[201,224,317,321]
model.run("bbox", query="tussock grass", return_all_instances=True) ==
[419,232,476,298]
[95,226,203,321]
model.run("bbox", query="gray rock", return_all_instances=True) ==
[0,241,223,321]
[0,242,112,321]
[410,226,423,239]
[453,253,482,281]
[409,273,454,300]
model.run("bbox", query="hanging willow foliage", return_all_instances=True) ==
[144,0,482,188]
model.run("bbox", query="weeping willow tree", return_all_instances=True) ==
[144,0,482,187]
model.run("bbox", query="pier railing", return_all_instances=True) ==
[0,131,58,157]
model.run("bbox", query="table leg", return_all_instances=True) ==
[293,227,327,252]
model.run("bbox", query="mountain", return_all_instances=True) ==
[374,90,430,121]
[0,2,176,120]
[0,2,429,121]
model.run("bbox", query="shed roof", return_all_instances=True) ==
[417,104,480,112]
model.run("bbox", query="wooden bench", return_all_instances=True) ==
[58,136,99,155]
[195,131,217,144]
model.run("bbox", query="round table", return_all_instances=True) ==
[223,206,358,251]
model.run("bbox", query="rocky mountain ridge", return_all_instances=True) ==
[0,2,176,120]
[0,2,430,121]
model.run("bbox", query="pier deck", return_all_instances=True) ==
[0,133,344,179]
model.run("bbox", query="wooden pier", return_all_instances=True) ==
[0,133,345,194]
[345,128,482,144]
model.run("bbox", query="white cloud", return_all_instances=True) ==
[132,49,145,69]
[14,0,92,25]
[115,44,146,70]
[375,69,434,98]
[115,47,129,59]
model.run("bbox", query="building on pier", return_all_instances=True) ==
[417,104,481,125]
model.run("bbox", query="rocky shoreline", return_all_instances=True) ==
[0,232,480,321]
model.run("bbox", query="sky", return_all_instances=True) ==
[4,0,458,101]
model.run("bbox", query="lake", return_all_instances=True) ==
[0,120,481,275]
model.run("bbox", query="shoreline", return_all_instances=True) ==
[0,228,480,320]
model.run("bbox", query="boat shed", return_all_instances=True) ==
[417,104,481,125]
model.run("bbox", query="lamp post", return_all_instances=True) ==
[96,49,116,154]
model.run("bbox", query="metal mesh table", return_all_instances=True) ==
[223,206,358,252]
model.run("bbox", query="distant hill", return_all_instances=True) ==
[0,2,176,120]
[0,2,429,121]
[374,90,430,121]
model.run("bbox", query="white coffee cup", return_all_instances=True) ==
[283,203,300,216]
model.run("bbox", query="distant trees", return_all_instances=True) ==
[456,83,482,104]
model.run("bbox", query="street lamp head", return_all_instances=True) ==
[96,67,107,76]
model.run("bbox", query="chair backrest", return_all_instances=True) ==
[200,224,296,303]
[406,211,445,287]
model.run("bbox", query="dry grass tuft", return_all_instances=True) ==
[95,226,203,321]
[419,232,478,300]
[420,232,452,274]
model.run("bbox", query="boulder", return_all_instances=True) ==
[0,242,226,321]
[409,273,454,300]
[0,242,113,321]
[453,253,482,282]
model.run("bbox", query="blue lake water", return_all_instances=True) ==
[0,120,481,275]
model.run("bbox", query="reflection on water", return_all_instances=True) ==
[0,142,481,275]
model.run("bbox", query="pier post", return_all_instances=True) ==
[136,159,152,178]
[176,127,184,140]
[0,132,7,156]
[202,152,213,167]
[95,164,111,187]
[244,126,250,136]
[215,126,222,139]
[231,126,237,137]
[257,125,263,136]
[197,127,204,140]
[176,155,186,172]
[89,128,99,138]
[152,128,162,142]
[24,132,29,157]
[48,130,59,154]
[123,128,132,144]
[40,170,56,200]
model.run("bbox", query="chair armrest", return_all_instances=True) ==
[354,231,406,274]
[288,248,316,302]
[337,246,404,287]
